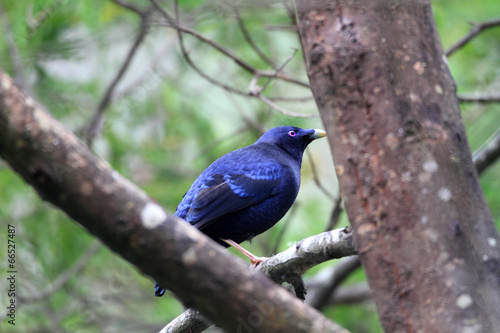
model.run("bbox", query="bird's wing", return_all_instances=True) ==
[185,170,281,231]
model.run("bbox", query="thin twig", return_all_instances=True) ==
[259,95,318,118]
[473,128,500,175]
[156,0,248,96]
[0,3,29,92]
[249,48,299,96]
[150,0,310,88]
[271,203,299,255]
[445,17,500,57]
[233,5,276,68]
[84,4,151,146]
[225,91,267,134]
[151,0,256,73]
[259,48,298,93]
[265,24,298,31]
[306,281,372,306]
[113,42,173,102]
[307,149,336,200]
[324,196,344,231]
[111,0,145,16]
[458,92,500,103]
[266,94,314,102]
[258,69,310,88]
[176,30,249,96]
[307,256,361,310]
[327,282,372,305]
[151,0,316,118]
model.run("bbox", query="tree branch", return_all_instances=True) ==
[111,0,146,16]
[149,0,316,118]
[445,17,500,57]
[314,282,372,306]
[232,5,277,68]
[324,196,344,231]
[150,3,311,89]
[458,92,500,103]
[259,94,318,118]
[307,149,337,201]
[473,128,500,175]
[84,4,151,146]
[0,68,348,333]
[306,256,361,309]
[162,227,357,332]
[0,3,29,94]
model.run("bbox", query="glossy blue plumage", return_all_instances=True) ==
[155,126,326,297]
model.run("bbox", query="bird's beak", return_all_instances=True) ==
[310,129,327,139]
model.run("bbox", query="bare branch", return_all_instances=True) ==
[266,94,314,102]
[148,0,316,120]
[307,149,336,201]
[0,3,29,93]
[84,5,151,146]
[111,0,146,16]
[307,256,361,310]
[232,5,276,68]
[458,92,500,103]
[265,24,298,31]
[163,227,357,332]
[176,27,249,96]
[150,0,256,73]
[158,0,249,97]
[160,309,211,333]
[259,95,318,118]
[324,196,344,231]
[259,227,356,289]
[271,204,299,255]
[473,128,500,175]
[149,0,310,88]
[445,17,500,57]
[259,48,298,93]
[328,282,372,305]
[309,282,372,306]
[112,43,172,102]
[257,69,311,88]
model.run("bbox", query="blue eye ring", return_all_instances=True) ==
[288,130,297,137]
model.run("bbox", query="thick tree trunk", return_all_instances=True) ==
[297,1,500,332]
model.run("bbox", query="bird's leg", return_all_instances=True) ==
[221,239,267,267]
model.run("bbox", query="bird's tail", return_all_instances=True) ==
[154,282,166,297]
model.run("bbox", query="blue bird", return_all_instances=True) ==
[155,126,326,297]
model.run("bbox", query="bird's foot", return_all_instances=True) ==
[221,239,267,268]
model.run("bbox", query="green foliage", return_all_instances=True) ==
[0,0,499,332]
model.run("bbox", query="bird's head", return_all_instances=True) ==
[256,126,327,160]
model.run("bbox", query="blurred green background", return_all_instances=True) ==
[0,1,499,332]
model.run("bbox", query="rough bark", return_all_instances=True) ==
[297,1,500,332]
[0,68,348,333]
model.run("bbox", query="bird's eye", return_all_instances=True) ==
[288,130,296,137]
